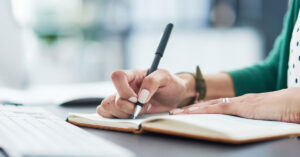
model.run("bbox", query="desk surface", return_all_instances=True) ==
[45,105,300,157]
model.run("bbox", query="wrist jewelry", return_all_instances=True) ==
[193,66,206,103]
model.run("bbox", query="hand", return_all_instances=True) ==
[97,69,196,118]
[170,88,300,123]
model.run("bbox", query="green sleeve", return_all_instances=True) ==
[228,46,280,95]
[228,0,299,96]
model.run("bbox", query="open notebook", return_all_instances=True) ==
[67,113,300,144]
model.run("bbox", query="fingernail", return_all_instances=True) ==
[170,109,184,114]
[146,104,152,113]
[128,97,137,103]
[115,93,120,104]
[138,89,150,104]
[188,106,199,111]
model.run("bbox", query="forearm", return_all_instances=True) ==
[204,73,235,100]
[177,72,235,106]
[277,88,300,123]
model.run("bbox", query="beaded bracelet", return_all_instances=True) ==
[176,65,206,105]
[193,66,206,103]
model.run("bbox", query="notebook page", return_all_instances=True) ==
[146,114,300,140]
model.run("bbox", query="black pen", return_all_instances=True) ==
[133,23,173,119]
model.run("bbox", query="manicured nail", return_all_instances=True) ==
[128,97,137,103]
[170,109,184,114]
[146,104,152,113]
[115,93,120,103]
[188,106,199,111]
[138,89,150,104]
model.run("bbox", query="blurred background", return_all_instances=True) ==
[0,0,288,89]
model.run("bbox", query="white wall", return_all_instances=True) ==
[127,28,263,74]
[0,0,25,88]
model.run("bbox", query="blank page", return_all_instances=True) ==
[144,114,300,140]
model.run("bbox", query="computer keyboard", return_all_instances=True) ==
[0,105,134,157]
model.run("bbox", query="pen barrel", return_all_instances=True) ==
[148,55,161,75]
[155,23,173,57]
[148,23,173,75]
[133,23,173,119]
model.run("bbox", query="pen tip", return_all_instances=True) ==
[132,105,142,119]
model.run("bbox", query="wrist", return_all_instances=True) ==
[176,73,197,107]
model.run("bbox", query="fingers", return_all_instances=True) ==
[97,94,135,119]
[139,103,152,115]
[97,95,115,118]
[137,69,171,104]
[111,70,143,103]
[115,98,135,114]
[170,98,237,115]
[97,94,154,118]
[98,69,172,118]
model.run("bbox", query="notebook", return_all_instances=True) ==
[67,113,300,144]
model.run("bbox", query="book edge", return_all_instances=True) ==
[67,119,300,144]
[141,126,300,144]
[68,120,144,134]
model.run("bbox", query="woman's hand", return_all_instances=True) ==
[170,88,300,123]
[97,69,196,118]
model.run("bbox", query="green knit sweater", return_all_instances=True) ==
[228,0,300,96]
